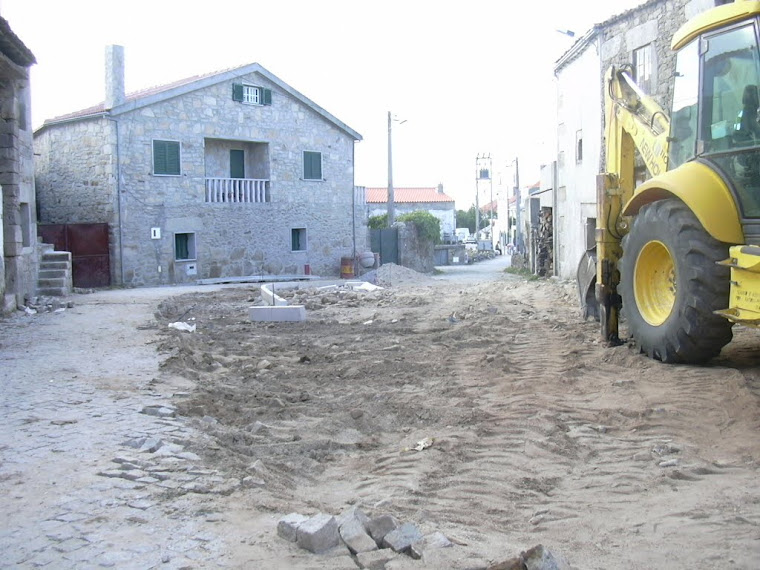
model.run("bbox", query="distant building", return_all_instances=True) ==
[0,16,36,311]
[34,46,364,288]
[552,0,719,280]
[365,185,456,240]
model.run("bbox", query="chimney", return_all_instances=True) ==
[437,183,444,194]
[105,45,125,110]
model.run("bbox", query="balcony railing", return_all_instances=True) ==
[205,178,271,203]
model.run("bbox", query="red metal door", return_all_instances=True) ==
[38,223,111,288]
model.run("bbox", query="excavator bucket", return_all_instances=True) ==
[577,248,599,321]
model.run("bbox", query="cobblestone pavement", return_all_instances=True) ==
[0,288,248,569]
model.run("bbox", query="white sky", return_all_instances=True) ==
[2,0,645,209]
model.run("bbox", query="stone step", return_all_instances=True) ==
[37,287,68,297]
[41,252,72,263]
[38,277,67,288]
[39,243,55,255]
[40,260,70,271]
[39,269,68,279]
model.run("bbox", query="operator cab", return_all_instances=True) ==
[669,2,760,229]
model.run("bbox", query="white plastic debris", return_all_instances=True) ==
[403,437,435,452]
[168,321,196,332]
[347,281,383,292]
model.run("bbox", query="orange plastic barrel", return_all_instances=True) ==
[340,256,355,279]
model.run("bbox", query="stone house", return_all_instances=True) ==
[552,0,721,280]
[365,185,456,241]
[0,17,36,311]
[34,46,364,287]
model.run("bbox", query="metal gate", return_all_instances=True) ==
[38,223,111,288]
[370,227,398,265]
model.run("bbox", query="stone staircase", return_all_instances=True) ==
[37,243,73,297]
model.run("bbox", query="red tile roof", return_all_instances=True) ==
[365,187,454,204]
[481,200,497,213]
[46,64,249,123]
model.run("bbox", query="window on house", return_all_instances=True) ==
[576,130,583,163]
[175,232,196,261]
[633,44,653,94]
[232,83,272,105]
[153,140,180,176]
[291,228,307,252]
[303,151,322,180]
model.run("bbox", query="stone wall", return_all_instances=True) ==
[1,70,37,309]
[368,202,456,239]
[35,68,365,287]
[397,221,434,274]
[35,117,120,281]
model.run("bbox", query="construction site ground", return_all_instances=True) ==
[1,257,759,569]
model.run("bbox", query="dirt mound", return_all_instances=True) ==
[147,274,760,569]
[360,262,432,287]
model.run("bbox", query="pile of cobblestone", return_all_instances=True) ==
[277,507,570,569]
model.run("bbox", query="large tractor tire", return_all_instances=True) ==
[619,199,733,364]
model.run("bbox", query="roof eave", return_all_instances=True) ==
[34,111,108,136]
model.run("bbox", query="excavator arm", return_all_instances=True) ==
[579,65,670,343]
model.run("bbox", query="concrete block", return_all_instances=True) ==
[366,514,399,546]
[336,505,371,531]
[356,549,400,570]
[277,513,308,542]
[410,531,453,560]
[296,513,340,553]
[339,516,377,555]
[260,282,289,306]
[249,305,306,322]
[382,522,423,554]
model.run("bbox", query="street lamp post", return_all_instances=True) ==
[387,112,407,226]
[387,111,395,226]
[513,156,523,254]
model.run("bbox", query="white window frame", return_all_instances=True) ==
[243,84,261,105]
[291,227,307,252]
[174,232,197,262]
[633,44,653,93]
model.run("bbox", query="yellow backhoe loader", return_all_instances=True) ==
[577,1,760,363]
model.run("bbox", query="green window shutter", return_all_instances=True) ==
[304,151,321,180]
[153,140,167,174]
[262,88,272,105]
[154,140,180,175]
[232,83,244,102]
[166,142,180,175]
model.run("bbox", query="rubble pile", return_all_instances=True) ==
[277,507,570,569]
[20,296,74,315]
[360,263,432,287]
[273,283,389,311]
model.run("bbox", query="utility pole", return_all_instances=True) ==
[474,156,480,240]
[514,156,522,254]
[387,111,395,226]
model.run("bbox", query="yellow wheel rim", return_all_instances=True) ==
[634,240,676,326]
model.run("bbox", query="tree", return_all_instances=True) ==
[397,211,441,245]
[368,213,388,229]
[456,206,485,234]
